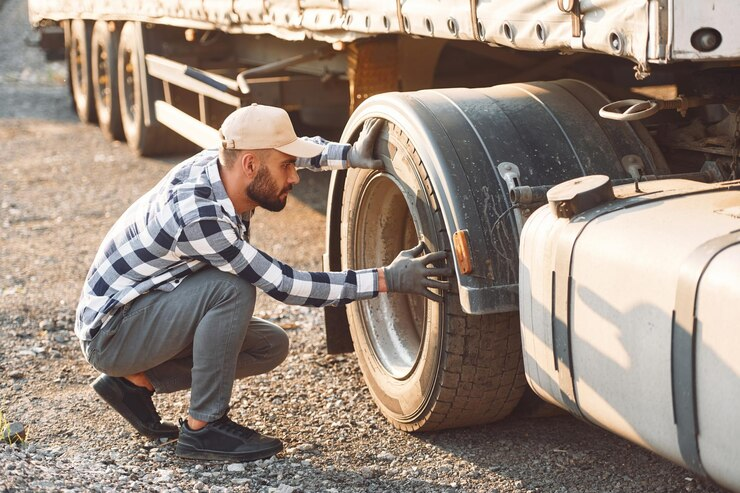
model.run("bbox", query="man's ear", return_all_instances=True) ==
[240,151,257,178]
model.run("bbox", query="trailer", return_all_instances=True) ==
[29,1,740,490]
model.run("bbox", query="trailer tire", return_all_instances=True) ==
[91,21,124,142]
[69,20,97,124]
[341,121,527,432]
[117,22,194,156]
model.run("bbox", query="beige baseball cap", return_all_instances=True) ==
[219,103,324,158]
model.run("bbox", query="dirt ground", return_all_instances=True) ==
[0,0,732,492]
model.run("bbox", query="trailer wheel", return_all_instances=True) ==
[118,22,193,156]
[91,21,124,141]
[341,122,527,431]
[69,20,97,124]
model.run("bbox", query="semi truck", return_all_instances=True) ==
[29,1,740,490]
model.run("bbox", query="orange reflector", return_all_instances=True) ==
[452,229,473,275]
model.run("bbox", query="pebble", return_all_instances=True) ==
[226,463,245,472]
[9,370,23,379]
[53,334,69,344]
[2,423,26,444]
[376,451,396,461]
[154,469,173,482]
[30,480,55,488]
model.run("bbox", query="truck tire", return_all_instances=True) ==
[69,20,97,124]
[117,22,194,156]
[91,20,124,141]
[341,121,527,431]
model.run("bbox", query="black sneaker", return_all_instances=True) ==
[175,414,283,461]
[91,374,179,439]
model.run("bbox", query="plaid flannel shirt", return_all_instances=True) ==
[75,138,378,341]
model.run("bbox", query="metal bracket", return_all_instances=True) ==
[396,0,406,33]
[621,154,646,181]
[497,162,524,232]
[236,47,337,94]
[470,0,482,40]
[146,54,241,107]
[557,0,583,49]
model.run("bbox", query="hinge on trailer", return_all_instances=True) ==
[395,0,406,33]
[470,0,482,41]
[557,0,584,49]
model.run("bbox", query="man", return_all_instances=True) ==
[76,104,450,461]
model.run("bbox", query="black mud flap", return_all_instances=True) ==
[324,169,354,354]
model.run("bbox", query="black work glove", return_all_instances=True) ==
[383,242,452,303]
[347,119,384,170]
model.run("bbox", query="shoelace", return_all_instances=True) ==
[211,415,255,439]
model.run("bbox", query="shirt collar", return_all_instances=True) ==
[205,154,239,222]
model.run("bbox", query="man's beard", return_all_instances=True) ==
[246,165,291,212]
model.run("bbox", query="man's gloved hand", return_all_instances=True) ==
[383,242,452,302]
[347,119,384,170]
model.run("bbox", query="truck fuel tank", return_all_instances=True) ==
[519,176,740,491]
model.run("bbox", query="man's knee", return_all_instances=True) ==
[245,319,290,366]
[262,326,290,375]
[233,321,290,381]
[272,327,290,364]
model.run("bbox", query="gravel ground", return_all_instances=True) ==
[0,1,733,492]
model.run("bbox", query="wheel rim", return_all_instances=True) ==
[95,39,111,114]
[350,122,444,382]
[71,35,85,104]
[121,45,136,126]
[353,170,428,379]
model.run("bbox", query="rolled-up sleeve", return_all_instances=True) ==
[175,218,377,306]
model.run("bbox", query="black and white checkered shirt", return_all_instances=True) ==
[75,139,378,341]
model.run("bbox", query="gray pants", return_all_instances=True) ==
[82,268,290,422]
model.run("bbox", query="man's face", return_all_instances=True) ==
[246,150,300,212]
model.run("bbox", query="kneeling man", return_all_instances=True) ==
[75,104,450,461]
